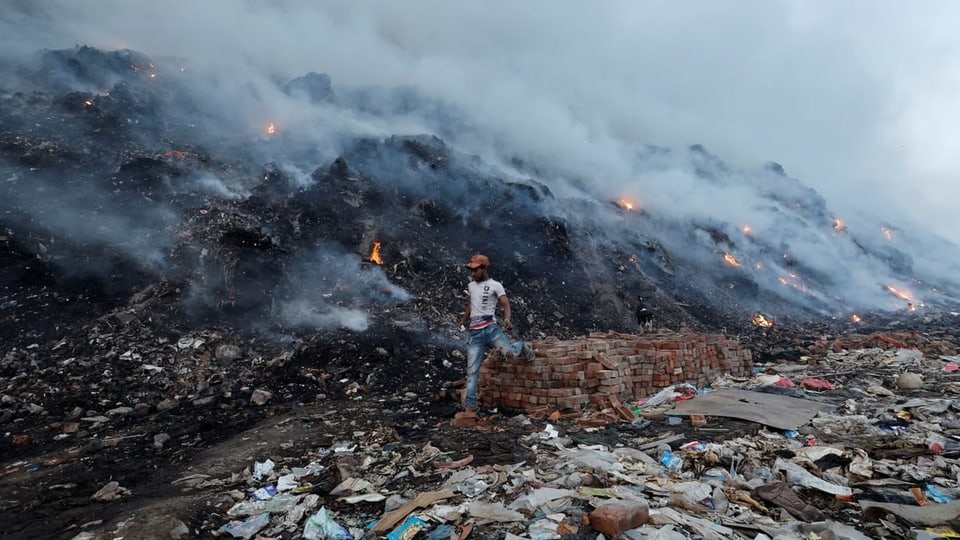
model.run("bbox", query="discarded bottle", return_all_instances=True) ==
[660,451,683,473]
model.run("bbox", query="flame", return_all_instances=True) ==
[851,314,861,323]
[84,100,94,107]
[369,242,383,265]
[755,262,764,270]
[149,73,157,79]
[881,227,893,240]
[618,198,639,211]
[723,253,741,267]
[833,218,846,232]
[629,254,639,264]
[266,122,278,135]
[741,225,752,235]
[886,285,912,302]
[752,314,774,327]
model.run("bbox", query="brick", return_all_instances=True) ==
[589,501,649,536]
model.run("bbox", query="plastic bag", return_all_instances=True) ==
[303,507,352,540]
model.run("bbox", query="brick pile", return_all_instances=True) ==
[478,331,753,411]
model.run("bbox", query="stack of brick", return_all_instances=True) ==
[479,331,753,411]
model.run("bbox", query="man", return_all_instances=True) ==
[458,254,535,413]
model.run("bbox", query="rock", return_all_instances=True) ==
[106,406,133,416]
[157,398,179,412]
[589,501,650,537]
[897,372,923,390]
[215,344,242,361]
[154,432,171,449]
[250,389,272,406]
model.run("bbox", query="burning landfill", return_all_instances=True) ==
[1,41,960,540]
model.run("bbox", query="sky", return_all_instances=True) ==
[2,1,959,243]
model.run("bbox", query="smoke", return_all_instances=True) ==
[2,1,960,318]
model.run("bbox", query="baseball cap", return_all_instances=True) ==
[465,254,489,269]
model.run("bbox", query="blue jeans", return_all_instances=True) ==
[465,324,525,410]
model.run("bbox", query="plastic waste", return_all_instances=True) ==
[250,485,277,501]
[458,479,489,497]
[387,516,427,540]
[228,493,300,516]
[926,484,954,503]
[776,458,852,496]
[668,482,713,512]
[218,513,270,539]
[660,451,683,474]
[303,507,351,540]
[252,459,275,481]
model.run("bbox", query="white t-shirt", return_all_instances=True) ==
[468,278,506,330]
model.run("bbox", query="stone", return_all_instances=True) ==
[897,372,923,390]
[589,501,650,537]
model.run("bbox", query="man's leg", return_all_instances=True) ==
[464,331,485,411]
[490,324,525,358]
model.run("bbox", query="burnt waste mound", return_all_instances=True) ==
[1,45,960,431]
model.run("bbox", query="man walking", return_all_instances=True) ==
[458,254,534,414]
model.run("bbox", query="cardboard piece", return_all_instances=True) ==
[668,388,834,430]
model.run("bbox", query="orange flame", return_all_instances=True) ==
[881,227,893,240]
[833,218,846,232]
[753,314,774,327]
[266,122,278,135]
[886,285,912,302]
[741,225,752,235]
[723,253,741,267]
[618,198,639,211]
[851,314,861,323]
[370,242,383,265]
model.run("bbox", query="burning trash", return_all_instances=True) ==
[752,313,774,328]
[369,242,383,265]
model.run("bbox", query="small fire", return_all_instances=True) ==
[369,242,383,265]
[741,225,752,235]
[723,253,741,268]
[618,198,639,211]
[886,285,912,302]
[149,73,157,79]
[833,218,846,232]
[881,226,893,240]
[266,122,278,135]
[752,314,774,328]
[628,254,639,264]
[851,314,861,323]
[755,262,764,270]
[84,100,94,107]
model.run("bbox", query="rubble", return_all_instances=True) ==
[1,43,960,539]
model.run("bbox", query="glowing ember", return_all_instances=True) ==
[266,123,278,135]
[752,314,774,327]
[741,225,752,235]
[723,253,741,267]
[881,226,893,240]
[851,314,861,323]
[833,218,846,232]
[755,262,764,270]
[618,198,639,211]
[886,285,912,302]
[628,254,639,264]
[369,242,383,265]
[84,100,94,107]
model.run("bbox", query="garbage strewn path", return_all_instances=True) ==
[4,324,960,540]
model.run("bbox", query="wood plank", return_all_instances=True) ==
[668,388,834,430]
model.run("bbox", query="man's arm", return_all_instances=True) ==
[499,294,512,331]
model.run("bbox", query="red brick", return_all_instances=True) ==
[589,502,649,536]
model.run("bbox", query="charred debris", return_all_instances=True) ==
[1,46,960,539]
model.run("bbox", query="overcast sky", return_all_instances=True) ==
[5,1,960,244]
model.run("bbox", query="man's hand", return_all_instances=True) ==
[458,324,467,332]
[502,319,512,331]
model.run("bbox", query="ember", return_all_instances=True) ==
[618,197,639,211]
[266,122,278,135]
[881,226,894,240]
[851,314,861,323]
[833,218,846,232]
[752,313,774,327]
[723,253,741,267]
[370,241,383,264]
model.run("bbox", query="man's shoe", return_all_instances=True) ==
[523,342,536,362]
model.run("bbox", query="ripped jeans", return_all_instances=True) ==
[464,324,525,410]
